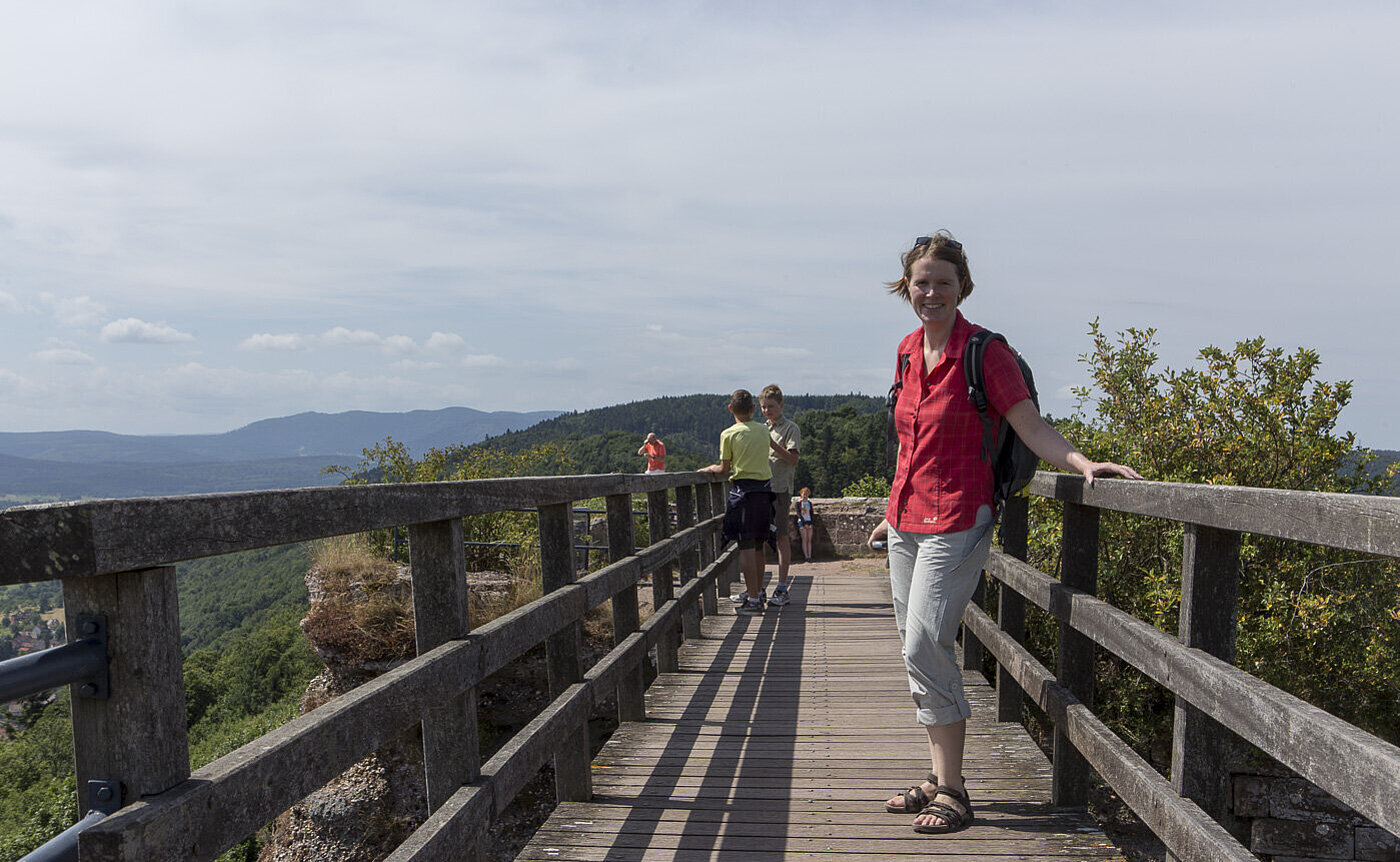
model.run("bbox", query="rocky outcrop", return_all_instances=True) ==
[256,555,580,862]
[258,560,426,862]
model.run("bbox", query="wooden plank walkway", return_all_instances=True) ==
[516,559,1123,861]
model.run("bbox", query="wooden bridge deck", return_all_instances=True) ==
[516,559,1123,861]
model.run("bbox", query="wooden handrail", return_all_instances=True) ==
[973,470,1400,859]
[1,471,729,861]
[0,472,709,585]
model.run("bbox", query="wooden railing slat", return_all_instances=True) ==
[963,605,1258,862]
[985,550,1400,836]
[1028,471,1400,558]
[0,473,725,585]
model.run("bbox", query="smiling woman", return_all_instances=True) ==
[871,230,1140,836]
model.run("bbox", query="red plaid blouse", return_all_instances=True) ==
[887,313,1032,534]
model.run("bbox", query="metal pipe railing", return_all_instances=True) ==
[0,616,107,703]
[19,780,120,862]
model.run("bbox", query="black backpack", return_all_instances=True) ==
[885,329,1040,512]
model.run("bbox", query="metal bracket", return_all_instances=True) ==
[74,614,109,700]
[88,779,121,815]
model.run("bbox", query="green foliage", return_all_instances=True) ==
[1024,323,1400,764]
[184,605,321,738]
[0,693,74,862]
[177,544,311,653]
[842,474,892,497]
[0,581,62,618]
[795,404,890,497]
[319,394,889,500]
[471,393,885,479]
[326,438,582,570]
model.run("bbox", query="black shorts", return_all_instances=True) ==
[723,479,776,548]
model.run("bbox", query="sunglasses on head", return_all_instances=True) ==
[914,236,962,251]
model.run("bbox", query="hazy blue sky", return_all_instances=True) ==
[3,2,1398,447]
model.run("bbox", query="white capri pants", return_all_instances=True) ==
[888,505,995,727]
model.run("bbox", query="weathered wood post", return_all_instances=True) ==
[1172,522,1245,841]
[996,495,1030,723]
[63,567,189,818]
[674,484,702,639]
[646,489,680,673]
[538,502,591,801]
[695,479,719,616]
[709,480,735,600]
[962,578,986,673]
[408,518,481,818]
[606,492,646,722]
[709,481,726,558]
[1053,501,1098,808]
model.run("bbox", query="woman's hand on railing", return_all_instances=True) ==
[1065,453,1144,486]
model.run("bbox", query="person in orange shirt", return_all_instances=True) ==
[638,432,666,474]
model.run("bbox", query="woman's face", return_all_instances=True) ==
[908,256,962,328]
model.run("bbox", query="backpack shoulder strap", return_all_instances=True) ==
[963,329,1005,463]
[885,352,912,468]
[887,352,912,404]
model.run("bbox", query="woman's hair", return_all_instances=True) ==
[885,230,975,304]
[799,487,810,496]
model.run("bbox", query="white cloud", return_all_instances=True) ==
[461,354,507,370]
[0,290,30,314]
[381,335,417,356]
[318,327,383,348]
[316,327,420,355]
[100,318,195,344]
[2,5,1400,442]
[39,294,106,328]
[425,332,466,353]
[391,358,444,371]
[31,339,95,365]
[238,333,308,352]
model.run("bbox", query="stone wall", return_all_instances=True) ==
[1233,771,1399,862]
[785,496,887,557]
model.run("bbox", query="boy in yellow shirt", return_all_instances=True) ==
[701,389,775,615]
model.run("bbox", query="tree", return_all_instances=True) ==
[1023,323,1400,762]
[795,405,889,497]
[326,439,579,570]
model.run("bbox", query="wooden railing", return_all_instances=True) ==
[0,472,731,861]
[965,473,1400,861]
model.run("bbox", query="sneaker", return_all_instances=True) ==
[736,598,765,615]
[730,590,749,604]
[768,587,790,607]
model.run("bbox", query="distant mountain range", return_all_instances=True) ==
[0,407,561,503]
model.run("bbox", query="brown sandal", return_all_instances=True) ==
[884,772,938,813]
[912,784,974,834]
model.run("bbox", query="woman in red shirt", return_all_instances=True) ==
[870,232,1140,835]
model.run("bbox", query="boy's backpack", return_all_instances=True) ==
[885,329,1041,512]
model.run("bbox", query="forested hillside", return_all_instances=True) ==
[470,393,888,494]
[177,544,311,652]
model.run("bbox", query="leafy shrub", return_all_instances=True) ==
[1019,323,1400,767]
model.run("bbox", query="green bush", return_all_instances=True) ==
[1018,323,1400,769]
